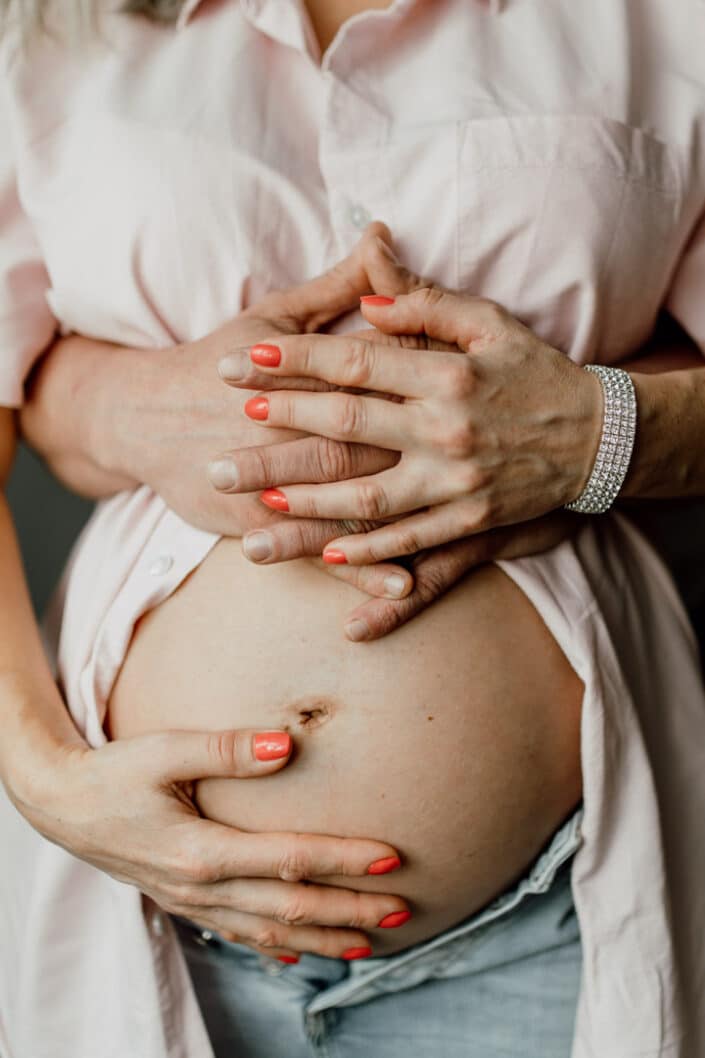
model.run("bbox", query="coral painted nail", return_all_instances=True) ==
[367,856,401,876]
[260,488,289,512]
[378,910,412,929]
[250,344,281,367]
[322,549,348,564]
[277,955,300,965]
[360,295,396,306]
[253,732,292,761]
[244,397,269,420]
[342,947,373,961]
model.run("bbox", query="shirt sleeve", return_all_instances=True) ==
[665,206,705,354]
[0,85,57,408]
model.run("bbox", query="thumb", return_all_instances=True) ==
[139,728,294,785]
[260,222,428,333]
[360,287,508,350]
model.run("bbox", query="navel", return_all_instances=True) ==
[283,695,338,732]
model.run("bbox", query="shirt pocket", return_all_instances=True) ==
[455,114,686,362]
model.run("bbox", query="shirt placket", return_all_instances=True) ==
[317,73,393,261]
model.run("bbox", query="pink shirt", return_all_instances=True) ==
[2,2,705,1055]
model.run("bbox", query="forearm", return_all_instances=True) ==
[621,322,705,498]
[0,428,83,798]
[20,334,145,497]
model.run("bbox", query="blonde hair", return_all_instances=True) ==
[0,0,185,38]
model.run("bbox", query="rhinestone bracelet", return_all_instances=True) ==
[565,365,637,515]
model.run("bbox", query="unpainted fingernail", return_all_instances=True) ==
[378,910,412,929]
[253,731,292,761]
[342,946,373,961]
[207,459,239,491]
[243,532,273,562]
[367,856,401,876]
[383,574,407,598]
[217,351,250,381]
[345,619,370,642]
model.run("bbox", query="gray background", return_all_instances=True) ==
[8,443,92,615]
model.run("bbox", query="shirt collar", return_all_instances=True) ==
[178,0,504,31]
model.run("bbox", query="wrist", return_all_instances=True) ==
[622,369,700,499]
[91,344,157,487]
[0,669,84,810]
[572,365,604,498]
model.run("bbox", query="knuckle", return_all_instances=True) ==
[356,481,389,520]
[315,437,354,482]
[286,520,321,557]
[469,495,494,531]
[457,496,493,535]
[442,358,476,399]
[453,461,486,496]
[345,893,369,930]
[163,830,223,887]
[341,338,376,388]
[252,925,283,950]
[415,285,445,310]
[336,394,366,439]
[247,446,273,488]
[277,840,311,883]
[172,852,217,886]
[415,567,448,605]
[476,297,508,332]
[162,880,202,909]
[441,415,476,458]
[276,898,310,927]
[206,729,240,771]
[338,517,379,535]
[367,601,406,638]
[392,525,423,556]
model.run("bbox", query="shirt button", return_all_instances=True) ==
[195,929,215,947]
[150,911,165,937]
[259,955,285,977]
[148,554,174,577]
[348,203,372,230]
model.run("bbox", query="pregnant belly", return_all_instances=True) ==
[108,541,583,955]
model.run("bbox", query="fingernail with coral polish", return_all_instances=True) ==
[345,619,370,642]
[367,856,401,876]
[342,947,372,961]
[384,574,406,598]
[218,351,250,381]
[323,549,347,565]
[260,488,289,512]
[250,344,281,367]
[244,396,269,420]
[360,295,396,306]
[378,910,412,929]
[243,531,273,562]
[207,459,239,491]
[254,732,292,761]
[277,955,299,965]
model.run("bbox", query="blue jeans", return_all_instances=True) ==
[174,811,583,1058]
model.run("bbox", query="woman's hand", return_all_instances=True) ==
[225,288,602,564]
[10,716,409,962]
